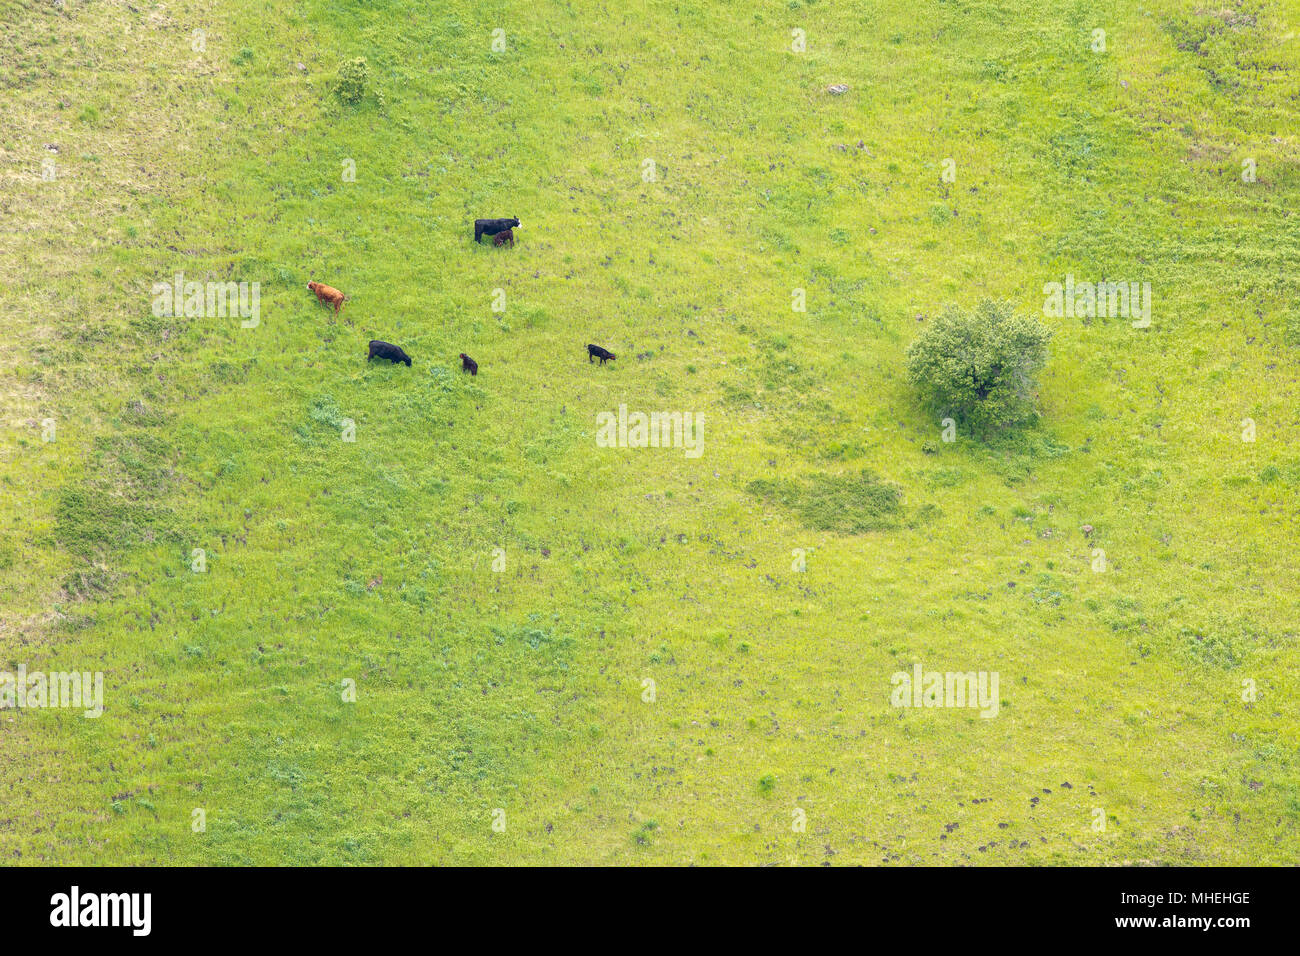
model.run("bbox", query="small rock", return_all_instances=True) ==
[1081,524,1094,536]
[296,62,306,72]
[826,84,849,95]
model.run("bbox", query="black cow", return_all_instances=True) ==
[368,340,411,366]
[460,353,478,375]
[474,217,520,243]
[587,344,615,365]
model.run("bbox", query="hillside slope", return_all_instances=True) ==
[2,0,1297,864]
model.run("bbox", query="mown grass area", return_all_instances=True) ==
[2,0,1298,864]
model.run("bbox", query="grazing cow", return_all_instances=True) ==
[474,217,520,243]
[460,353,478,375]
[492,228,514,247]
[587,344,615,365]
[368,340,411,367]
[307,281,347,314]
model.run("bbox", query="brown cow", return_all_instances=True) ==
[307,281,347,314]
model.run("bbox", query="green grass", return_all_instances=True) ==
[2,0,1298,864]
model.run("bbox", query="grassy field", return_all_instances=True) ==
[2,0,1298,864]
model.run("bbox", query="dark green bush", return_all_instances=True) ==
[334,57,371,106]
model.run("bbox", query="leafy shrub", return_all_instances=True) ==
[906,299,1052,436]
[334,57,369,104]
[332,57,384,111]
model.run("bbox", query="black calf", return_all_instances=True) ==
[474,217,520,243]
[587,344,615,365]
[460,353,478,375]
[368,340,412,366]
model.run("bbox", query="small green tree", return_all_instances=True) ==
[333,57,369,106]
[333,57,388,112]
[331,57,387,114]
[906,299,1051,435]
